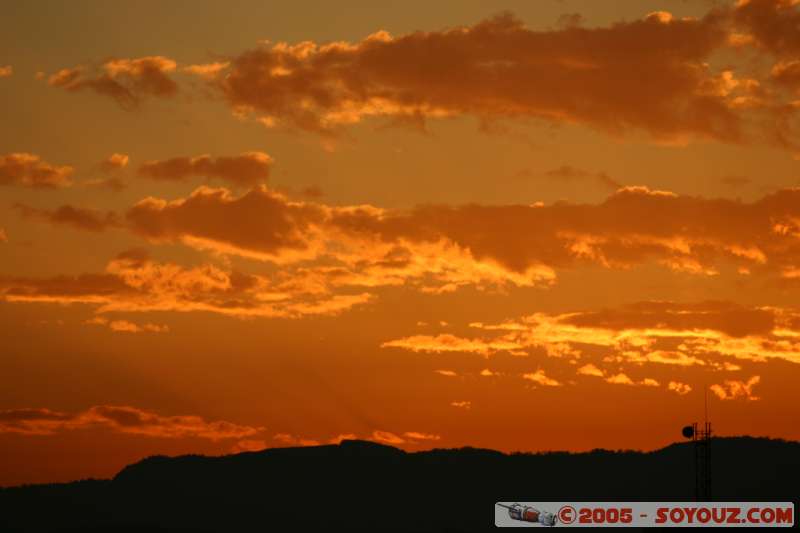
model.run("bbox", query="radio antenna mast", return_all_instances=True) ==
[681,384,712,502]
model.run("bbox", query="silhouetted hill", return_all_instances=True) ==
[0,437,797,532]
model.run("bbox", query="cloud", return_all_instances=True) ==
[126,186,319,262]
[389,300,800,365]
[370,430,405,445]
[138,152,273,188]
[434,369,458,377]
[211,11,747,144]
[577,363,604,377]
[118,185,800,294]
[184,61,229,79]
[45,4,800,150]
[0,405,263,439]
[0,153,73,188]
[232,439,266,452]
[578,364,661,387]
[0,249,372,319]
[100,153,129,172]
[450,401,471,409]
[322,186,800,285]
[0,65,12,78]
[328,433,358,444]
[605,373,635,385]
[14,203,122,232]
[381,300,800,402]
[84,177,126,192]
[268,430,439,447]
[403,431,441,441]
[710,375,761,400]
[522,369,562,386]
[124,185,558,295]
[84,316,168,333]
[732,0,800,58]
[381,334,522,357]
[667,381,692,395]
[273,433,320,446]
[13,184,800,328]
[544,165,622,191]
[771,60,800,89]
[48,56,178,110]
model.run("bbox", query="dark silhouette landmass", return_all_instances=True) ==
[0,436,797,532]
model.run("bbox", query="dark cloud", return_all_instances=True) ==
[733,0,800,57]
[84,177,127,192]
[212,11,740,142]
[544,165,622,190]
[14,203,122,232]
[126,185,322,260]
[48,56,178,110]
[138,152,273,188]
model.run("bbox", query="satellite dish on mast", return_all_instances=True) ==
[682,425,695,439]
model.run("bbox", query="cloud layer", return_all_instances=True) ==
[125,185,800,288]
[0,405,262,439]
[38,2,800,151]
[385,300,800,366]
[0,249,372,319]
[10,184,800,324]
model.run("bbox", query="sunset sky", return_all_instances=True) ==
[3,0,800,486]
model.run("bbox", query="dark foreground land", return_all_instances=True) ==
[0,436,797,532]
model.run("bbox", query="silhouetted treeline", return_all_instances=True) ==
[0,437,797,532]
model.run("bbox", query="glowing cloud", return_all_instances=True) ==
[0,249,373,319]
[100,153,129,172]
[668,381,693,395]
[522,370,562,387]
[0,153,73,189]
[710,375,761,400]
[370,430,405,445]
[84,316,168,333]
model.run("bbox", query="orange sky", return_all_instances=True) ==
[2,0,800,486]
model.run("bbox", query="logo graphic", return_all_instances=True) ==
[496,503,558,527]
